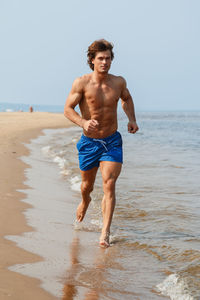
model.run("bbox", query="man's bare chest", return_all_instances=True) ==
[84,84,121,105]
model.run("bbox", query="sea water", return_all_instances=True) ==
[0,102,63,112]
[7,111,200,299]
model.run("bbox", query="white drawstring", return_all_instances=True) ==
[93,139,108,151]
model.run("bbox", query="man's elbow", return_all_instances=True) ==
[64,106,70,119]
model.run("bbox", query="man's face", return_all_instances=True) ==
[92,50,112,73]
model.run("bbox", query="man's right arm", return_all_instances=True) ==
[64,77,85,128]
[64,77,99,133]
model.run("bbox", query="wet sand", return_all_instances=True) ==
[0,112,72,300]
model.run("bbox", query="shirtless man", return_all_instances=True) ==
[64,39,139,247]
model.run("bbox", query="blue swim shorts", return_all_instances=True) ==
[76,131,123,171]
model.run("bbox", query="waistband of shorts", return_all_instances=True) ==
[81,131,120,142]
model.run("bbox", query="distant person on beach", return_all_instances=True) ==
[64,39,139,247]
[29,106,33,113]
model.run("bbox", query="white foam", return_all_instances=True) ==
[73,220,101,233]
[41,145,52,156]
[156,274,194,300]
[70,175,81,191]
[53,156,67,169]
[60,169,71,176]
[90,219,103,229]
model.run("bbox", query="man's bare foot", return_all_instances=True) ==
[76,198,91,222]
[99,231,110,248]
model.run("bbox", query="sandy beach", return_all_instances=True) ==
[0,112,72,300]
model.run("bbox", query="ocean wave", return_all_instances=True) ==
[156,273,196,300]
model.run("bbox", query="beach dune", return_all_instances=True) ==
[0,112,71,300]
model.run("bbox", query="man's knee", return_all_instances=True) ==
[103,177,116,192]
[81,181,93,194]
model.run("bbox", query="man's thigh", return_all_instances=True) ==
[80,167,98,185]
[100,161,122,182]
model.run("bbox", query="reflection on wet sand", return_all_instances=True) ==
[62,237,79,300]
[61,233,145,300]
[62,236,109,300]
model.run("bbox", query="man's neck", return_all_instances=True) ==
[92,71,109,83]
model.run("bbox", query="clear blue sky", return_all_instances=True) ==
[0,0,200,111]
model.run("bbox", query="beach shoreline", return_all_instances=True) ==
[1,111,200,299]
[0,112,72,300]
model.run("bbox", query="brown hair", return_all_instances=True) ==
[87,39,114,70]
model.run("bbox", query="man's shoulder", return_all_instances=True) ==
[109,74,126,86]
[74,73,91,84]
[72,74,91,91]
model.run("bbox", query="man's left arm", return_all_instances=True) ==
[120,77,139,134]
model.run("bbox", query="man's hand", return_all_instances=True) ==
[82,119,99,133]
[128,121,139,134]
